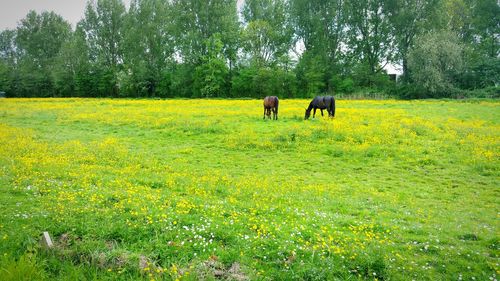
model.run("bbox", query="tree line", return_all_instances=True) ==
[0,0,498,99]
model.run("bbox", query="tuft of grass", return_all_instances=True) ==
[0,254,47,281]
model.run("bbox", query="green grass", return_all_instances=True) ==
[0,98,498,280]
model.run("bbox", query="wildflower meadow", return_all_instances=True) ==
[0,98,498,280]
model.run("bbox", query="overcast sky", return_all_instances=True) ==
[0,0,247,30]
[0,0,131,30]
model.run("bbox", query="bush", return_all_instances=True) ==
[408,30,464,97]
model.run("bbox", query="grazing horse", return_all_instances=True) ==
[263,96,279,120]
[304,96,335,120]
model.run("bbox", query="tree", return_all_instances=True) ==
[242,20,278,67]
[242,0,293,66]
[345,0,394,76]
[386,0,441,79]
[193,35,229,97]
[295,51,327,96]
[52,25,95,97]
[81,0,126,96]
[0,30,17,96]
[170,0,239,97]
[290,0,346,93]
[15,11,71,97]
[0,0,497,98]
[172,0,239,65]
[443,0,474,42]
[470,0,500,58]
[408,30,464,97]
[122,0,175,97]
[439,0,499,90]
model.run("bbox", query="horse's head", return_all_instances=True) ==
[304,108,311,120]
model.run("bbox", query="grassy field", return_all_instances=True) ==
[0,98,498,280]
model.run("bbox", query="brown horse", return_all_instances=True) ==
[263,96,279,120]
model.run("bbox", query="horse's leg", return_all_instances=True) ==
[313,108,317,118]
[263,107,266,119]
[320,109,324,116]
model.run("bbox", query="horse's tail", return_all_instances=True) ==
[331,96,336,117]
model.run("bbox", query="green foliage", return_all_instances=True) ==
[386,0,441,76]
[470,0,500,58]
[242,0,293,67]
[80,0,126,97]
[193,35,229,98]
[458,56,500,90]
[12,11,71,97]
[0,0,498,98]
[122,0,174,97]
[290,0,345,93]
[330,75,355,94]
[345,0,394,75]
[231,64,295,98]
[408,30,464,97]
[171,0,239,65]
[295,51,327,96]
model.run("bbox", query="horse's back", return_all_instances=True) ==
[311,96,325,107]
[263,96,278,108]
[324,95,335,105]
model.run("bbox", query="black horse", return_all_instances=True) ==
[263,96,279,120]
[304,96,335,119]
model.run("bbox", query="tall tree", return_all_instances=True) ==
[172,0,239,65]
[345,0,394,75]
[123,0,175,97]
[386,0,441,79]
[449,0,500,89]
[193,34,229,97]
[53,25,95,97]
[171,0,239,96]
[290,0,345,58]
[470,0,499,58]
[242,0,293,66]
[0,30,17,96]
[81,0,126,96]
[443,0,474,41]
[15,11,71,97]
[0,30,16,64]
[290,0,346,93]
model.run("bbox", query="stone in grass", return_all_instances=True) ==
[203,257,248,281]
[40,231,54,248]
[139,255,149,271]
[228,263,248,281]
[139,255,163,275]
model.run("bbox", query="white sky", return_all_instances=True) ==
[0,0,131,30]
